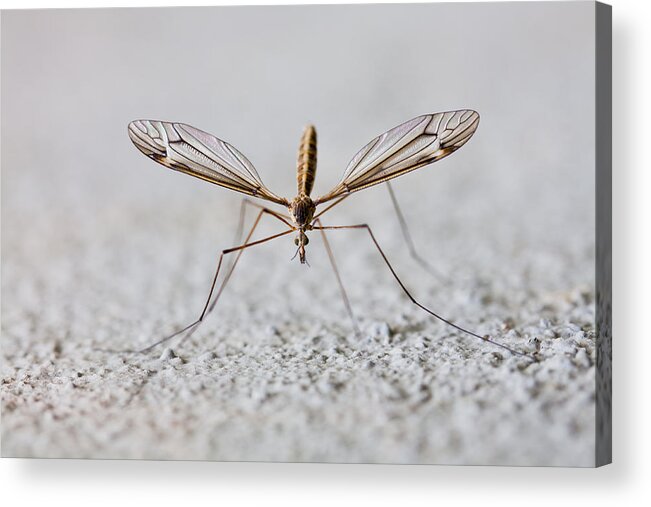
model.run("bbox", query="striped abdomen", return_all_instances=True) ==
[297,125,317,196]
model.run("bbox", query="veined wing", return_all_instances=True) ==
[314,110,479,205]
[128,120,288,205]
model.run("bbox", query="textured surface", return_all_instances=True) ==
[1,194,596,465]
[1,3,596,465]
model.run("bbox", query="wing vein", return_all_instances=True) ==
[128,120,286,205]
[315,110,479,205]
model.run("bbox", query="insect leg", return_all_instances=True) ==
[314,223,535,361]
[101,221,294,354]
[313,218,360,337]
[223,199,293,306]
[385,182,448,284]
[312,194,350,220]
[175,209,293,347]
[232,198,293,246]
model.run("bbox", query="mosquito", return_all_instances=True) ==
[121,110,533,360]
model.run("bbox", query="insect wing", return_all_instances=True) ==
[315,110,479,204]
[128,120,287,205]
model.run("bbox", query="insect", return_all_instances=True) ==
[124,110,532,359]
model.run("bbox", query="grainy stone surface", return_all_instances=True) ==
[1,190,596,465]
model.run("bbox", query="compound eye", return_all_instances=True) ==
[303,236,309,246]
[294,237,300,246]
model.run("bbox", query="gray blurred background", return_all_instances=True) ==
[2,3,596,465]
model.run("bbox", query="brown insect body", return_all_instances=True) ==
[123,111,533,361]
[296,124,317,196]
[289,125,318,263]
[129,113,481,268]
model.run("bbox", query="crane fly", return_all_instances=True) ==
[121,110,533,360]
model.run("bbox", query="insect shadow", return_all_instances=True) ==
[102,111,535,361]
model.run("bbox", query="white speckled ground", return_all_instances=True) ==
[1,186,596,465]
[1,3,597,466]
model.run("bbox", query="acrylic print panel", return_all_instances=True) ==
[1,2,611,466]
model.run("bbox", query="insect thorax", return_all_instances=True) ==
[289,194,316,228]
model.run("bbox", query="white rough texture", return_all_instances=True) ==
[1,189,596,465]
[1,4,596,465]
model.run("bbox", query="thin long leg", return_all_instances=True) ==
[232,198,293,247]
[315,186,447,283]
[386,182,448,284]
[312,194,350,220]
[100,224,294,354]
[314,223,535,361]
[216,202,292,314]
[314,218,360,337]
[177,207,292,346]
[226,199,292,277]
